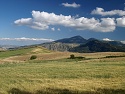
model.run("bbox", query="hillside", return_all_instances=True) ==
[41,42,79,52]
[105,41,125,46]
[0,46,53,62]
[0,46,78,63]
[69,40,125,53]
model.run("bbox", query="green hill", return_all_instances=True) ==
[0,46,51,59]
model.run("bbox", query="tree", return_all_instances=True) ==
[30,55,37,60]
[70,54,75,59]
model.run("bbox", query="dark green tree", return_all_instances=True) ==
[30,55,37,60]
[70,54,75,59]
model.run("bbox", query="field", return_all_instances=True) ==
[0,46,125,94]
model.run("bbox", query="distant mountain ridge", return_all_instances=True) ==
[41,36,125,52]
[0,45,19,51]
[2,36,124,53]
[55,36,87,44]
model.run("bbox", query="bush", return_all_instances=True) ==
[70,54,75,59]
[30,55,37,60]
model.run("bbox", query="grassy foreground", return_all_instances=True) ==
[0,47,125,94]
[0,55,125,94]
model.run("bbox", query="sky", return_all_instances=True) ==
[0,0,125,46]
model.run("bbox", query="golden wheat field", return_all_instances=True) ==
[0,47,125,94]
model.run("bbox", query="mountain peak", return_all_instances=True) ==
[70,35,83,39]
[55,35,86,44]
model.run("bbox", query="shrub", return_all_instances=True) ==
[70,54,75,59]
[30,55,37,60]
[69,54,85,60]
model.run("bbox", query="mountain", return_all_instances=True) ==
[40,36,125,53]
[69,40,125,53]
[55,36,87,44]
[41,36,86,51]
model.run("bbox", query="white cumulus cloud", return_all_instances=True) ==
[103,38,114,41]
[62,2,80,8]
[14,18,32,25]
[116,16,125,27]
[91,7,125,16]
[14,10,121,32]
[94,18,116,32]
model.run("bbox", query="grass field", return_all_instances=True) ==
[0,46,51,59]
[0,47,125,94]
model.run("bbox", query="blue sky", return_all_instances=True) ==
[0,0,125,45]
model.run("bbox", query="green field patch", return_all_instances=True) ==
[0,46,52,59]
[0,48,33,58]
